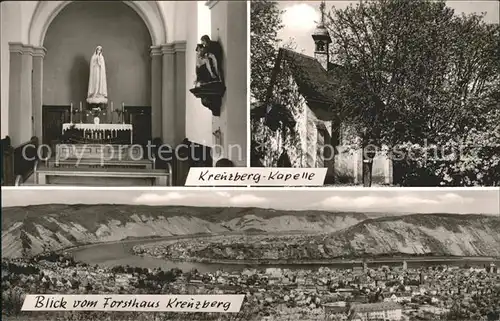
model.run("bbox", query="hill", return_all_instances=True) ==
[321,213,500,257]
[188,213,500,260]
[1,204,368,258]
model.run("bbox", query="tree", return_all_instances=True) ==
[325,0,500,186]
[250,1,302,167]
[250,0,284,103]
[72,280,80,290]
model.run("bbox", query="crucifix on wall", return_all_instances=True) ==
[213,128,222,146]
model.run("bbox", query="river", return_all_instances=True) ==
[69,236,500,274]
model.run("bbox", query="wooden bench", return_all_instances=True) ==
[33,163,172,186]
[1,136,39,186]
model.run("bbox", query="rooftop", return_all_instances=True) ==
[269,48,380,122]
[312,25,331,42]
[350,302,403,313]
[274,48,341,121]
[312,0,332,42]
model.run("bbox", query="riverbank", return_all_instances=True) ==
[130,233,500,267]
[63,233,500,273]
[62,231,318,255]
[159,255,500,266]
[66,232,335,273]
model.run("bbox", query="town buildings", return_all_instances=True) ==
[3,254,500,320]
[348,302,402,321]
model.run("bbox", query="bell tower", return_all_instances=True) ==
[312,1,332,71]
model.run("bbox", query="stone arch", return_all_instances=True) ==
[28,0,167,47]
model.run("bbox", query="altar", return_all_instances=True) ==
[62,123,133,144]
[31,45,172,186]
[33,104,172,185]
[35,136,172,185]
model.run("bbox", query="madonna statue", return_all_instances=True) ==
[87,46,108,105]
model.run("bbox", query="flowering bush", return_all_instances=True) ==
[392,126,500,186]
[435,128,500,186]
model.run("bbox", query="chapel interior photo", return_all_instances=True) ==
[0,0,248,186]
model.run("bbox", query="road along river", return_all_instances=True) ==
[68,234,500,274]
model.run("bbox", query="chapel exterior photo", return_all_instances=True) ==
[0,1,247,186]
[251,2,392,186]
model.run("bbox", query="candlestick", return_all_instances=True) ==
[79,102,83,123]
[70,102,73,124]
[122,102,125,124]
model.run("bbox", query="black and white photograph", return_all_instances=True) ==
[1,0,248,187]
[2,187,500,321]
[250,0,500,187]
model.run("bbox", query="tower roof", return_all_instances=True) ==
[312,1,332,43]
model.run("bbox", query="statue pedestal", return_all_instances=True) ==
[87,97,108,105]
[190,81,226,116]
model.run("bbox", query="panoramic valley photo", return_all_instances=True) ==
[2,188,500,321]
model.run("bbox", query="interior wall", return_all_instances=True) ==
[184,1,213,146]
[1,2,21,138]
[43,1,151,107]
[224,1,248,166]
[210,1,248,166]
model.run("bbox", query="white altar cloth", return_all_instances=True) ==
[62,123,132,132]
[62,123,133,143]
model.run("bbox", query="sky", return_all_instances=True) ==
[278,0,500,56]
[2,188,499,215]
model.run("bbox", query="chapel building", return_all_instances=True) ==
[260,2,392,185]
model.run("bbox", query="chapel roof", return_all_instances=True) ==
[268,47,383,122]
[280,48,338,104]
[271,48,353,121]
[312,26,330,39]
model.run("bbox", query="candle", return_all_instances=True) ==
[70,102,73,123]
[79,102,83,123]
[122,102,125,124]
[110,101,113,124]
